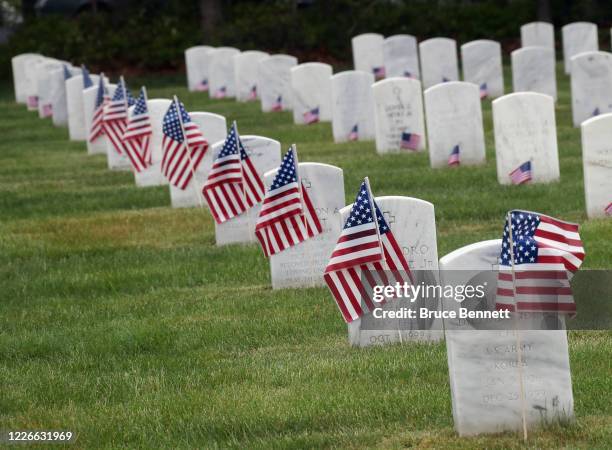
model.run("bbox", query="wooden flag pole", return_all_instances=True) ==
[173,95,205,209]
[506,211,529,442]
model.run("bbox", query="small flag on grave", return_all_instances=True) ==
[272,95,283,111]
[495,210,585,315]
[403,70,414,78]
[63,64,72,81]
[400,131,421,151]
[605,202,612,216]
[161,97,209,190]
[442,76,450,82]
[214,86,227,99]
[82,65,93,89]
[592,107,600,116]
[373,66,386,80]
[303,107,320,124]
[348,124,359,141]
[123,86,152,172]
[324,178,413,323]
[88,75,108,143]
[255,145,322,257]
[195,78,209,92]
[509,161,532,185]
[203,122,264,223]
[248,85,257,101]
[448,145,460,166]
[103,76,136,157]
[42,103,53,117]
[479,82,488,99]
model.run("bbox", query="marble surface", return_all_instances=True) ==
[266,163,345,289]
[439,240,574,436]
[12,53,42,103]
[493,92,560,185]
[461,40,504,98]
[372,77,426,153]
[36,60,63,118]
[66,74,101,141]
[214,136,282,245]
[331,70,375,143]
[50,67,71,126]
[580,114,612,218]
[290,62,333,124]
[169,112,228,208]
[424,81,486,168]
[185,45,215,91]
[234,50,269,102]
[83,83,115,156]
[208,47,240,99]
[340,195,442,347]
[521,22,555,50]
[562,22,598,74]
[419,37,459,89]
[258,54,298,112]
[23,56,51,110]
[383,34,420,79]
[134,99,172,187]
[570,51,612,127]
[511,47,557,101]
[351,33,385,76]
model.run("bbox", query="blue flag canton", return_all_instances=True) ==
[270,149,298,190]
[499,210,541,266]
[344,181,390,234]
[63,64,72,80]
[133,90,148,115]
[82,65,93,88]
[162,102,187,142]
[111,80,136,106]
[94,77,106,107]
[217,125,240,159]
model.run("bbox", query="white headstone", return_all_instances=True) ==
[208,47,240,99]
[419,37,459,89]
[461,39,504,98]
[83,82,115,156]
[521,22,555,50]
[562,22,598,74]
[185,45,215,91]
[134,99,172,187]
[258,54,298,112]
[511,46,557,101]
[440,240,574,436]
[23,55,47,110]
[581,114,612,218]
[214,136,282,245]
[383,34,420,79]
[570,51,612,127]
[372,77,426,153]
[169,112,228,208]
[104,86,133,172]
[351,33,385,79]
[343,195,443,347]
[425,81,486,168]
[66,74,101,141]
[50,67,72,126]
[290,62,333,124]
[12,53,42,103]
[234,50,269,102]
[266,163,345,289]
[36,60,63,118]
[493,92,560,185]
[331,71,375,143]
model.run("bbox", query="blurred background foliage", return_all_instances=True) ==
[1,0,612,79]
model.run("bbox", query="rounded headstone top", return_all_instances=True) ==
[352,33,384,42]
[492,91,554,106]
[420,37,456,47]
[461,39,500,50]
[439,239,501,268]
[562,21,597,31]
[424,80,478,95]
[291,62,332,72]
[372,76,421,89]
[580,111,612,128]
[331,70,375,81]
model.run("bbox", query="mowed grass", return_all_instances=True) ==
[0,65,611,449]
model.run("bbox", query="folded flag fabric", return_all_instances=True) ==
[63,64,72,81]
[196,78,209,92]
[400,132,420,151]
[348,124,359,141]
[303,107,320,124]
[479,82,488,99]
[88,76,108,143]
[203,122,264,223]
[272,95,283,112]
[324,178,412,323]
[448,145,460,166]
[248,85,257,100]
[495,210,585,315]
[255,145,322,257]
[214,86,227,99]
[509,161,532,185]
[605,202,612,216]
[123,87,153,172]
[161,98,209,189]
[103,77,136,156]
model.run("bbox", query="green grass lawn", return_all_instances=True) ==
[0,65,611,449]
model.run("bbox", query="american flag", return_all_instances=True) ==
[161,98,209,189]
[400,131,420,151]
[271,95,283,111]
[348,124,359,141]
[592,107,600,116]
[373,66,386,80]
[403,70,416,79]
[42,103,53,117]
[123,87,153,172]
[27,95,38,110]
[324,179,413,323]
[495,210,585,314]
[82,65,93,89]
[303,107,320,124]
[442,76,450,82]
[63,64,72,80]
[248,85,257,101]
[448,145,460,166]
[103,77,136,156]
[214,86,227,99]
[479,82,488,99]
[255,146,322,257]
[605,202,612,216]
[509,161,532,185]
[88,76,108,143]
[195,78,209,92]
[203,122,265,223]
